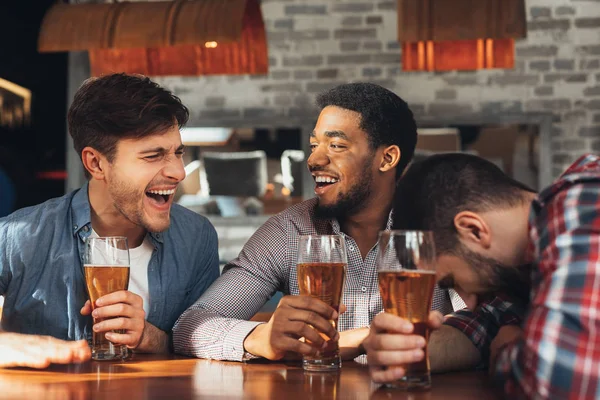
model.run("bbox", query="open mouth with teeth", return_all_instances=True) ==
[314,175,339,189]
[145,188,176,206]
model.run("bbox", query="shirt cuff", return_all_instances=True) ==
[492,338,523,386]
[443,311,489,369]
[223,320,264,362]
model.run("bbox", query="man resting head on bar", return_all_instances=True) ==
[172,83,470,362]
[364,153,600,399]
[0,73,219,368]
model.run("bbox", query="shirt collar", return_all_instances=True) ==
[149,232,164,243]
[70,182,164,244]
[70,182,92,240]
[536,153,600,206]
[385,209,394,230]
[328,208,394,234]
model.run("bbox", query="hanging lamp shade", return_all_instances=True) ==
[38,0,268,77]
[398,0,526,42]
[397,0,526,71]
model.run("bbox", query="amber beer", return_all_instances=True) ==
[84,265,130,360]
[378,270,436,379]
[297,262,346,361]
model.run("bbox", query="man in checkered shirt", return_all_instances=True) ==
[173,83,473,364]
[366,153,600,399]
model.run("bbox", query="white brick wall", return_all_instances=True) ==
[69,0,600,182]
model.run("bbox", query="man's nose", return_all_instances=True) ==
[164,158,186,182]
[307,146,329,170]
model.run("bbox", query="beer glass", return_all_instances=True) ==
[83,236,130,361]
[376,230,437,390]
[296,235,347,372]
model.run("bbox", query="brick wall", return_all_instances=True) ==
[144,0,600,180]
[68,0,600,186]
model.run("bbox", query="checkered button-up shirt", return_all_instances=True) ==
[173,198,461,361]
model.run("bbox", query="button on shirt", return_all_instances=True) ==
[173,198,463,361]
[0,183,220,340]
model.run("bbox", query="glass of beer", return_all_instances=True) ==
[376,230,437,390]
[83,236,130,361]
[296,235,347,372]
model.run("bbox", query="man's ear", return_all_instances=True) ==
[81,146,107,181]
[454,211,492,249]
[379,145,400,173]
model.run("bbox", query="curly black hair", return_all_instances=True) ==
[316,82,417,179]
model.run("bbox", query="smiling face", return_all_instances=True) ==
[103,125,186,233]
[308,106,379,218]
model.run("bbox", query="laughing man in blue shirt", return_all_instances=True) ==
[0,73,219,368]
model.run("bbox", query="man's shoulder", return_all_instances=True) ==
[0,191,76,231]
[248,198,323,240]
[271,197,318,222]
[169,203,216,235]
[538,154,600,206]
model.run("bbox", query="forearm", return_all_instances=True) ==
[173,307,263,361]
[134,322,169,354]
[247,327,370,361]
[242,323,269,358]
[339,327,369,360]
[0,332,91,368]
[429,325,481,373]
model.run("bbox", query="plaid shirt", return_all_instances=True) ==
[443,293,528,367]
[447,154,600,399]
[173,198,464,361]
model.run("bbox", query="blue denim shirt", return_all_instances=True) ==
[0,183,219,340]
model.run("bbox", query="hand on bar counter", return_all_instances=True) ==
[243,295,342,360]
[0,332,90,368]
[363,311,443,384]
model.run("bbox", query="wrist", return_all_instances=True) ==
[133,322,169,353]
[243,323,267,358]
[131,321,148,350]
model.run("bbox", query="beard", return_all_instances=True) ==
[108,171,171,233]
[458,244,532,304]
[314,159,373,220]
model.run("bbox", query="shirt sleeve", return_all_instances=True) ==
[185,219,220,311]
[493,182,600,399]
[0,216,10,296]
[172,214,289,361]
[443,294,526,366]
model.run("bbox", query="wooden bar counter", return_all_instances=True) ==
[0,354,500,399]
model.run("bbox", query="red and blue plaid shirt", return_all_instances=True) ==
[446,154,600,399]
[443,292,528,367]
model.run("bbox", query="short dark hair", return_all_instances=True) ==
[392,153,536,254]
[68,73,189,175]
[316,83,417,178]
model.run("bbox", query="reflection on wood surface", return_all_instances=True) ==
[0,354,500,400]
